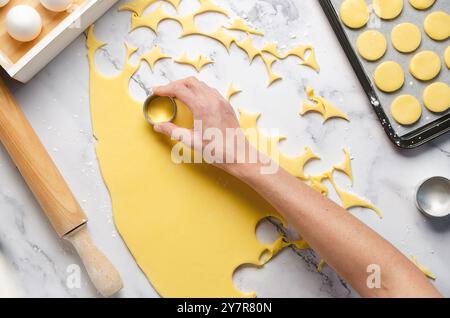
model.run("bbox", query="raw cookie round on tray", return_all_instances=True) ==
[409,0,436,10]
[424,11,450,41]
[373,0,404,20]
[374,61,405,93]
[423,82,450,113]
[391,95,422,125]
[357,30,387,61]
[391,23,422,53]
[410,50,441,81]
[340,0,370,29]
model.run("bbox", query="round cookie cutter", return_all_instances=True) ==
[415,176,450,218]
[143,93,177,126]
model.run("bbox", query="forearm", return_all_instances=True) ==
[232,161,441,298]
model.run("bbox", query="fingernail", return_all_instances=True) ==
[153,124,161,132]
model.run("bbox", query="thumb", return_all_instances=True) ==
[154,122,194,147]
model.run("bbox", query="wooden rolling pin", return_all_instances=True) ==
[0,77,122,297]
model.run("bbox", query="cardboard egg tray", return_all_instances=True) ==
[0,0,118,83]
[320,0,449,148]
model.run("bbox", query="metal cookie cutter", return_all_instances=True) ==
[415,176,450,218]
[143,93,177,126]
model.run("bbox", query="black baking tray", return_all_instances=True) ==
[319,0,450,149]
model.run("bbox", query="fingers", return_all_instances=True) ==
[153,77,201,113]
[154,122,193,148]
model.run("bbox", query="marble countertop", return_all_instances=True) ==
[0,0,449,298]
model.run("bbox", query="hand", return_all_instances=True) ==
[152,77,256,176]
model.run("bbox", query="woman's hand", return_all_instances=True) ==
[153,77,260,176]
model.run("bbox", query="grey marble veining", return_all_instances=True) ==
[0,0,449,298]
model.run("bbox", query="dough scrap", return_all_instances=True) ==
[235,37,261,62]
[445,46,450,69]
[391,23,421,53]
[261,54,282,86]
[423,82,450,113]
[119,0,181,16]
[424,11,450,41]
[226,83,242,101]
[226,18,264,36]
[356,30,387,61]
[374,61,404,93]
[140,46,171,70]
[411,256,436,280]
[175,53,213,72]
[409,50,441,81]
[373,0,404,20]
[409,0,435,10]
[340,0,370,29]
[300,86,349,122]
[390,95,422,125]
[333,148,353,184]
[329,175,383,218]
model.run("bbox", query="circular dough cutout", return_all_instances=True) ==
[409,0,435,10]
[373,0,403,20]
[423,82,450,113]
[357,30,387,61]
[424,11,450,41]
[374,61,405,93]
[391,23,421,53]
[391,95,422,125]
[410,50,441,81]
[340,0,370,29]
[445,46,450,69]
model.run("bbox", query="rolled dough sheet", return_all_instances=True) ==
[424,11,450,41]
[374,61,405,93]
[356,30,387,61]
[409,50,441,81]
[390,95,422,125]
[87,29,284,298]
[423,82,450,113]
[408,0,435,10]
[339,0,370,29]
[373,0,404,20]
[391,23,422,53]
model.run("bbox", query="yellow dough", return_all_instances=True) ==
[373,0,403,20]
[411,256,437,280]
[120,0,181,16]
[356,30,387,61]
[423,82,450,113]
[424,11,450,41]
[409,0,435,10]
[445,46,450,69]
[390,95,422,125]
[391,23,421,53]
[409,50,441,81]
[226,83,241,101]
[140,46,170,70]
[340,0,370,29]
[333,148,353,184]
[175,53,213,72]
[374,61,404,93]
[226,18,264,36]
[300,86,349,122]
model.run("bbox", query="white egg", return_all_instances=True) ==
[40,0,72,12]
[0,0,10,8]
[6,5,42,42]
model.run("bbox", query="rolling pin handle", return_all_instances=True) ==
[65,225,123,297]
